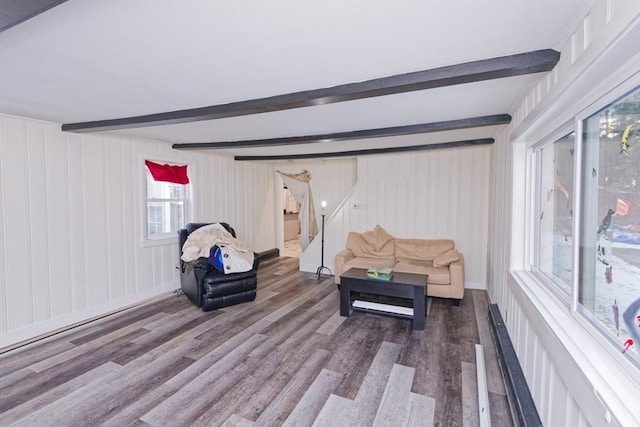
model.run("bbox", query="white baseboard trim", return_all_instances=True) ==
[0,284,179,350]
[464,281,486,290]
[475,344,492,427]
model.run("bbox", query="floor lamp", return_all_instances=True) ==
[316,200,332,279]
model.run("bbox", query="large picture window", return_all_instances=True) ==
[578,86,640,366]
[530,83,640,369]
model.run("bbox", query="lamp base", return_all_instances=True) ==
[316,265,332,280]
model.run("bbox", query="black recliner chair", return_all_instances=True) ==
[178,222,260,311]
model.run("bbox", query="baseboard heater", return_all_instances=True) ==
[488,303,543,427]
[257,248,280,262]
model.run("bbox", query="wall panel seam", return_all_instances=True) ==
[103,138,112,300]
[43,124,53,319]
[0,119,7,333]
[25,121,34,325]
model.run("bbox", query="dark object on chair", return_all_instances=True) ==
[178,222,260,311]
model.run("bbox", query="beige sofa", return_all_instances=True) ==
[334,225,465,300]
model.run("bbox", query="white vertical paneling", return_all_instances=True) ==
[26,121,51,322]
[66,132,87,311]
[120,139,138,295]
[122,138,136,296]
[0,114,276,348]
[104,136,125,300]
[45,123,72,317]
[300,146,491,289]
[549,366,569,426]
[567,394,582,427]
[0,118,6,335]
[2,117,33,330]
[433,151,448,235]
[256,166,276,247]
[518,307,529,377]
[81,135,109,305]
[187,153,276,252]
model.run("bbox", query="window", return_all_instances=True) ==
[145,165,188,238]
[578,86,640,366]
[534,132,575,298]
[530,84,640,368]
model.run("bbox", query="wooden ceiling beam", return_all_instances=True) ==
[0,0,67,33]
[234,138,494,161]
[62,49,558,133]
[171,114,510,150]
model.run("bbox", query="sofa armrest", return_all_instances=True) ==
[334,249,355,284]
[449,252,465,299]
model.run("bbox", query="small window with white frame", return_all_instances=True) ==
[145,160,190,239]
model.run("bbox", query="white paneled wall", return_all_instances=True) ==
[0,115,275,348]
[301,146,491,289]
[487,1,640,426]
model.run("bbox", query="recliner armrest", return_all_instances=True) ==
[252,252,261,271]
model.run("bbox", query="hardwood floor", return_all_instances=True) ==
[283,237,302,258]
[0,257,512,427]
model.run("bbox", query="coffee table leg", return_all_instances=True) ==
[340,279,350,317]
[413,286,425,330]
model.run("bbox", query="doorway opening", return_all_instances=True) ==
[282,186,302,258]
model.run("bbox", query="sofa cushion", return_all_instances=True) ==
[395,239,455,261]
[347,229,395,259]
[393,260,451,285]
[361,225,394,250]
[342,257,397,273]
[433,249,461,267]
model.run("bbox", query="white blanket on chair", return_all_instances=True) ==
[180,224,254,273]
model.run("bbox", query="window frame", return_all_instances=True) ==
[527,72,640,375]
[530,124,576,307]
[141,157,194,246]
[573,75,640,371]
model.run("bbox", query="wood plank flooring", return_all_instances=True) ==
[0,257,512,427]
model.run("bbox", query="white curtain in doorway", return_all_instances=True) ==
[278,170,318,250]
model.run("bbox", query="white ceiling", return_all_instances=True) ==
[0,0,591,158]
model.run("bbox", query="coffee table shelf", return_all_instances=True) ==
[339,268,428,330]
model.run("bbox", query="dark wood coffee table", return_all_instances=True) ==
[339,268,428,330]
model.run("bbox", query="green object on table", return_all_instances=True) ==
[366,267,393,281]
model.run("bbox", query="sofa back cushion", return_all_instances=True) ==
[395,239,455,261]
[347,228,395,259]
[393,260,451,285]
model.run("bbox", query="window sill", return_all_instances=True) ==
[140,235,178,248]
[509,270,640,427]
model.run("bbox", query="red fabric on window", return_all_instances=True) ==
[145,160,190,184]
